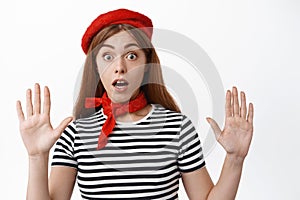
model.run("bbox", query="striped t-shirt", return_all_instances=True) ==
[52,104,205,200]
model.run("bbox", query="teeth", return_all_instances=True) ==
[114,80,128,87]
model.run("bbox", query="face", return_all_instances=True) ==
[96,30,147,103]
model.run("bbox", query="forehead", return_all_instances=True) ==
[102,30,138,47]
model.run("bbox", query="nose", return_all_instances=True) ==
[114,57,127,74]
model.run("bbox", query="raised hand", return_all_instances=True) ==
[16,83,73,156]
[206,86,254,160]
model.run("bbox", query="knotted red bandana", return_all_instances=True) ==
[85,92,147,149]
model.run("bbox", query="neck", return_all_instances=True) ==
[116,104,152,122]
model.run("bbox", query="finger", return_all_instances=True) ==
[230,91,234,116]
[34,83,41,114]
[247,103,254,125]
[53,117,73,140]
[43,86,51,115]
[26,89,33,118]
[206,117,222,140]
[16,101,25,122]
[225,90,232,118]
[232,86,240,117]
[240,91,247,119]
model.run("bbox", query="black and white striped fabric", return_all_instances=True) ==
[52,104,205,200]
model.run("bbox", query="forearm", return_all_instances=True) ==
[207,154,244,200]
[27,153,51,200]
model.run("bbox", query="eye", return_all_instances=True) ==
[103,54,113,61]
[126,52,137,60]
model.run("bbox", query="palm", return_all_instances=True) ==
[16,84,72,156]
[207,87,254,159]
[219,116,253,158]
[20,113,55,155]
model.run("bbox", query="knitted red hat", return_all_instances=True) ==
[81,8,153,54]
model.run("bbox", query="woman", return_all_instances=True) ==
[16,8,254,200]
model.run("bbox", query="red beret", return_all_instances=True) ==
[81,8,153,54]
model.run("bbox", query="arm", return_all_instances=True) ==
[206,155,244,200]
[182,155,244,200]
[27,154,77,200]
[16,83,75,199]
[182,87,254,200]
[27,155,77,200]
[27,154,51,200]
[49,166,77,200]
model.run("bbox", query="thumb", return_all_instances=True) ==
[206,117,222,140]
[53,116,73,139]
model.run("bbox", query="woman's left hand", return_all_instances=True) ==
[206,86,254,161]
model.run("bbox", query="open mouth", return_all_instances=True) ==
[112,79,129,90]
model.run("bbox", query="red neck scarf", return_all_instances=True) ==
[85,92,147,150]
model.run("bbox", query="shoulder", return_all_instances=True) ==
[68,109,105,134]
[74,109,104,125]
[152,104,191,122]
[152,104,182,117]
[152,105,198,138]
[151,104,194,130]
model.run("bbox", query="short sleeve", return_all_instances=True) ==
[51,121,78,169]
[177,115,205,173]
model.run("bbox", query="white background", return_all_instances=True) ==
[1,0,299,199]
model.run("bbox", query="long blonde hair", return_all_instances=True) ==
[74,24,180,119]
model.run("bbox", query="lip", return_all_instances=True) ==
[112,78,129,92]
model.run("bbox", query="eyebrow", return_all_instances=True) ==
[124,43,139,49]
[101,44,115,49]
[100,43,139,50]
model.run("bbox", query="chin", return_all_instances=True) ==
[110,92,132,104]
[107,87,140,103]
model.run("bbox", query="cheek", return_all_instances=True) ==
[100,75,109,89]
[128,66,146,84]
[97,63,109,76]
[96,56,113,75]
[97,61,115,78]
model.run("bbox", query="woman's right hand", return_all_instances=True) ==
[16,83,73,156]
